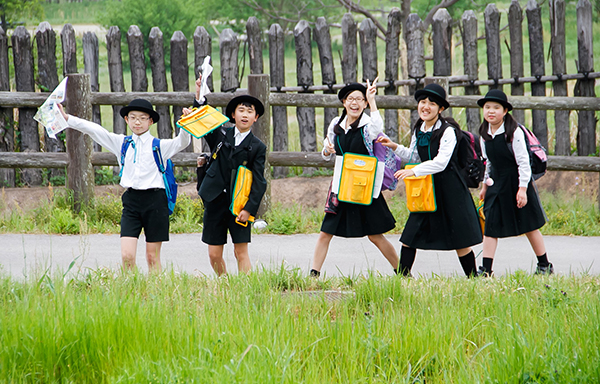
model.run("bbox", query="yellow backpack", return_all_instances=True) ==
[230,166,255,226]
[403,164,436,212]
[176,105,229,139]
[338,152,378,205]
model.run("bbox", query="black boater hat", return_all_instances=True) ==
[120,99,160,123]
[338,83,367,101]
[225,95,265,123]
[414,83,450,110]
[477,89,513,111]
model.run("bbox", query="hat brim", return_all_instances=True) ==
[225,95,265,123]
[120,105,160,123]
[338,83,367,101]
[414,89,449,110]
[477,97,513,111]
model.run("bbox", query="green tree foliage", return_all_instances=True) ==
[0,0,44,30]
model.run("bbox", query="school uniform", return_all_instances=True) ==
[480,124,546,237]
[198,124,267,245]
[67,116,191,241]
[321,111,396,237]
[394,118,482,250]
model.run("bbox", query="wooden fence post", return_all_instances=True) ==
[341,13,357,84]
[248,74,271,216]
[294,20,317,175]
[314,17,338,138]
[508,0,525,124]
[36,22,66,181]
[484,4,503,91]
[359,18,378,83]
[526,0,548,149]
[170,31,189,132]
[269,23,288,178]
[194,26,213,92]
[82,31,102,152]
[406,13,425,128]
[127,25,148,93]
[0,26,14,187]
[432,8,452,117]
[65,73,94,213]
[246,17,263,74]
[575,0,596,156]
[149,27,172,139]
[550,0,570,155]
[385,8,401,142]
[106,26,126,136]
[12,26,41,186]
[462,10,480,134]
[61,24,78,75]
[219,28,240,92]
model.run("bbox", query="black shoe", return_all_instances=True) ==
[476,266,493,277]
[535,263,554,275]
[309,269,320,278]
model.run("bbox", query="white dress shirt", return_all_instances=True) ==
[321,110,384,160]
[393,119,457,177]
[233,127,251,147]
[68,116,191,190]
[481,123,531,187]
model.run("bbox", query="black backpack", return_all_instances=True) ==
[441,118,485,188]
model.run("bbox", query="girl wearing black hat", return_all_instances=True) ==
[476,89,552,276]
[378,83,482,277]
[310,79,400,277]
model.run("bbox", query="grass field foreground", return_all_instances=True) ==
[0,268,599,382]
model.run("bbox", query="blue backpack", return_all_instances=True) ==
[120,136,177,215]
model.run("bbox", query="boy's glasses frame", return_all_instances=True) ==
[127,115,150,123]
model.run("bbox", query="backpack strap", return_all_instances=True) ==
[151,138,172,201]
[119,135,134,177]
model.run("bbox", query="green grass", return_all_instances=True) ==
[0,268,599,382]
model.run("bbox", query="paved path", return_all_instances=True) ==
[0,233,597,278]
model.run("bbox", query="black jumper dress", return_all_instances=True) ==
[400,125,483,250]
[483,134,545,237]
[320,127,396,237]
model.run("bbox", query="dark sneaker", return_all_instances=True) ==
[476,266,493,277]
[309,269,320,278]
[535,263,554,275]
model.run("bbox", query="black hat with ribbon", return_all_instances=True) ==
[225,95,265,123]
[477,89,513,111]
[120,99,160,123]
[414,83,449,110]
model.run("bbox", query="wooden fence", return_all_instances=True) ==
[0,1,599,210]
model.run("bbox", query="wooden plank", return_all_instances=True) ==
[484,4,503,91]
[65,73,94,212]
[170,30,189,135]
[61,24,78,75]
[508,0,525,124]
[219,28,240,92]
[575,0,596,156]
[106,26,127,136]
[314,17,338,138]
[550,0,570,155]
[149,27,172,139]
[0,26,14,187]
[405,13,425,127]
[82,31,102,154]
[462,10,481,134]
[432,8,452,117]
[359,18,378,83]
[127,25,148,93]
[268,23,288,178]
[12,26,41,186]
[246,17,263,74]
[248,74,271,215]
[384,8,401,142]
[526,0,548,149]
[193,26,213,91]
[294,19,317,175]
[341,13,357,84]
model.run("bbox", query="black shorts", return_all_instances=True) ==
[121,188,170,242]
[202,192,251,245]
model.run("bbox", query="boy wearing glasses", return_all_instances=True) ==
[57,99,191,272]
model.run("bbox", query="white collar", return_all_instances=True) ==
[487,122,506,137]
[339,112,371,131]
[133,130,153,143]
[419,118,442,133]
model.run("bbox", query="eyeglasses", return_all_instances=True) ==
[127,115,150,123]
[345,97,365,103]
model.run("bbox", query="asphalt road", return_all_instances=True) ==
[0,233,597,278]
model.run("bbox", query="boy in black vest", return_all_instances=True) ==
[57,99,191,272]
[184,83,267,275]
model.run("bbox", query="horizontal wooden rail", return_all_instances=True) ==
[1,152,599,172]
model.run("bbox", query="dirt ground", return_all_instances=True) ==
[1,170,598,214]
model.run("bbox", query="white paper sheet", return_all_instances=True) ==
[34,77,69,139]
